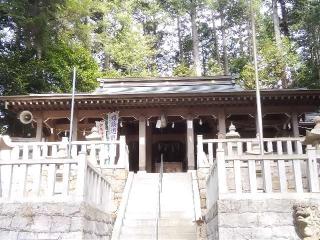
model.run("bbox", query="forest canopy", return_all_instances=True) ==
[0,0,319,95]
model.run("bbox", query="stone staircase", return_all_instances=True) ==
[118,172,197,240]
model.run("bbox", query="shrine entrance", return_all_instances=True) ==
[153,140,186,172]
[149,116,187,173]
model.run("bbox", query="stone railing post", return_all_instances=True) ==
[216,147,227,195]
[0,135,14,161]
[118,136,129,170]
[197,135,208,168]
[57,137,69,158]
[306,145,320,192]
[76,152,88,201]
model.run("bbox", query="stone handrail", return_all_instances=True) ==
[206,145,320,210]
[0,152,112,212]
[0,135,129,170]
[78,154,113,212]
[111,172,134,240]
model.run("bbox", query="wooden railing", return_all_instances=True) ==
[0,152,112,212]
[206,144,320,209]
[2,136,129,169]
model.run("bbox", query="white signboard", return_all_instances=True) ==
[107,111,119,141]
[106,111,119,165]
[95,120,106,140]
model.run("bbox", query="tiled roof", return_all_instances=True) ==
[94,76,243,95]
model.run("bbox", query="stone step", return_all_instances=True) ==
[120,235,196,240]
[160,206,194,212]
[126,198,158,205]
[128,191,158,197]
[117,172,197,240]
[160,193,193,198]
[123,218,194,227]
[119,233,155,240]
[124,210,194,219]
[125,210,158,216]
[122,219,156,227]
[159,211,194,219]
[120,225,196,236]
[124,213,157,220]
[119,232,197,240]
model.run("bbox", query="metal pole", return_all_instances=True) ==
[68,67,76,157]
[250,0,264,155]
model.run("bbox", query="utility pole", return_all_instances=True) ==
[68,67,76,157]
[250,0,264,155]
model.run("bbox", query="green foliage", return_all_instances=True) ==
[0,0,320,92]
[45,42,99,93]
[207,59,224,76]
[289,0,320,86]
[239,63,255,89]
[258,38,299,88]
[100,68,158,78]
[0,49,47,95]
[173,62,195,77]
[104,26,155,74]
[0,42,99,95]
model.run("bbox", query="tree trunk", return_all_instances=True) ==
[220,11,229,75]
[190,2,201,76]
[247,21,253,61]
[239,26,244,55]
[15,27,22,50]
[272,0,288,88]
[272,0,281,48]
[211,11,220,65]
[278,0,289,37]
[177,16,183,63]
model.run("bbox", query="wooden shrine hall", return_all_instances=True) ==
[1,76,320,173]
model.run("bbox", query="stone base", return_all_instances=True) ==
[0,201,113,240]
[101,168,128,219]
[205,198,320,240]
[197,167,210,240]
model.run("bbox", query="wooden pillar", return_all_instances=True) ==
[291,112,299,137]
[35,116,43,141]
[146,121,152,172]
[186,118,195,170]
[139,117,146,171]
[218,110,226,138]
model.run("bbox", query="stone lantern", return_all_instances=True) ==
[226,123,240,155]
[85,127,102,141]
[226,122,240,139]
[303,116,320,148]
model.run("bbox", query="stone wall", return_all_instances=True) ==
[205,198,320,240]
[197,167,210,240]
[0,201,113,240]
[101,168,128,220]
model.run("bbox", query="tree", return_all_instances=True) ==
[289,0,320,88]
[0,0,319,91]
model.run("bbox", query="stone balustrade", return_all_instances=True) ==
[199,135,320,240]
[0,152,112,212]
[197,135,306,168]
[200,137,320,209]
[0,135,129,170]
[0,135,130,239]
